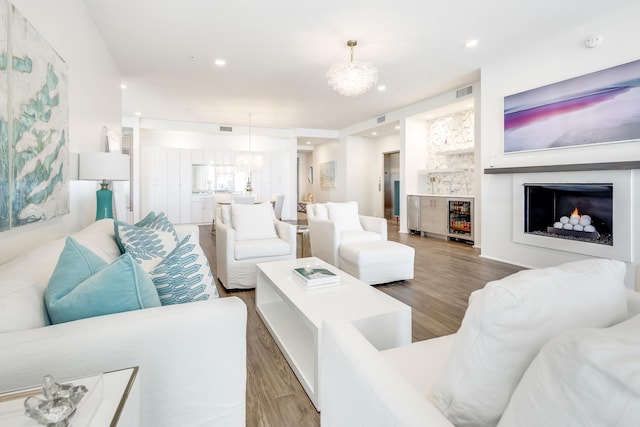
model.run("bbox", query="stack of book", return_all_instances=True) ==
[293,267,340,287]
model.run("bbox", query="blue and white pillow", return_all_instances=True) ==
[148,234,219,305]
[114,212,179,272]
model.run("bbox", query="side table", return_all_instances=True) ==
[0,366,140,426]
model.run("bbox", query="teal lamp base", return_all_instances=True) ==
[95,181,113,220]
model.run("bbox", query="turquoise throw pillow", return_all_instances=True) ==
[45,237,161,324]
[149,234,219,305]
[46,237,108,304]
[114,212,179,271]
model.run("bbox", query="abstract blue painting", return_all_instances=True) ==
[0,0,69,232]
[504,59,640,153]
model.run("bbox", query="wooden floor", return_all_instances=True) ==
[198,221,523,427]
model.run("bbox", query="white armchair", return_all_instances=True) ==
[306,201,386,267]
[216,202,296,289]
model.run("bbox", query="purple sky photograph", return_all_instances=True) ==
[503,59,640,153]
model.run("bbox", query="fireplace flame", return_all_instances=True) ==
[571,208,580,217]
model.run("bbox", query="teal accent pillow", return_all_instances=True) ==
[149,234,219,305]
[45,237,161,324]
[114,212,179,271]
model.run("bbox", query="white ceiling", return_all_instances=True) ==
[83,0,635,131]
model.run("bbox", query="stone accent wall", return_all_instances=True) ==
[423,109,475,195]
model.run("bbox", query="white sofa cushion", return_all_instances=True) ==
[312,203,329,219]
[0,280,46,332]
[71,218,121,263]
[149,234,219,304]
[328,201,363,232]
[234,238,290,260]
[431,259,628,427]
[231,202,278,241]
[381,334,456,401]
[498,314,640,427]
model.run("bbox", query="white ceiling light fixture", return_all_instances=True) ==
[326,40,378,97]
[464,39,479,48]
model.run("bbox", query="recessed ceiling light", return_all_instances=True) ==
[377,84,386,91]
[306,141,311,145]
[214,58,226,67]
[134,111,142,116]
[395,125,400,130]
[120,83,127,89]
[465,39,479,48]
[371,131,377,136]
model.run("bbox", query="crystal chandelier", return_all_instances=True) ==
[326,40,378,97]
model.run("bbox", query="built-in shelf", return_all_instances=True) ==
[418,168,466,174]
[484,161,640,174]
[436,147,475,156]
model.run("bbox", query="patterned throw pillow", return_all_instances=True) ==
[148,234,219,305]
[114,212,179,272]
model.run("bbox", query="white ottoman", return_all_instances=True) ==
[339,240,415,285]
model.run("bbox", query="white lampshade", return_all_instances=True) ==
[79,152,130,181]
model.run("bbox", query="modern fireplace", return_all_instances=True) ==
[512,171,632,262]
[524,183,613,246]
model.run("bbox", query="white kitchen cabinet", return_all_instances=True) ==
[140,145,168,219]
[191,194,214,224]
[140,146,192,224]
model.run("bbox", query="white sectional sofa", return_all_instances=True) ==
[0,219,247,427]
[320,259,640,427]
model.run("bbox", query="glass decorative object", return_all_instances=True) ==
[24,375,88,426]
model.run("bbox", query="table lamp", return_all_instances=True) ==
[78,152,130,220]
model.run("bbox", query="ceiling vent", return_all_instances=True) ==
[219,126,233,132]
[456,86,473,98]
[377,115,386,124]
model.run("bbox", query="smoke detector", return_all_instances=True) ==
[585,34,603,48]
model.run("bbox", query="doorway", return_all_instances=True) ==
[383,151,400,220]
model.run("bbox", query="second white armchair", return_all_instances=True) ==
[306,201,386,267]
[307,201,414,285]
[216,202,296,289]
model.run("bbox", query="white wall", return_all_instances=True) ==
[0,0,121,264]
[480,3,640,288]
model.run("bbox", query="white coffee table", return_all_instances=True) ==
[256,257,411,410]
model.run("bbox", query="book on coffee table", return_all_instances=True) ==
[292,267,340,287]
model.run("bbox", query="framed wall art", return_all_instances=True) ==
[503,58,640,153]
[320,160,336,188]
[0,0,69,232]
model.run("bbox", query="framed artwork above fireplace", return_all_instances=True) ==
[503,58,640,153]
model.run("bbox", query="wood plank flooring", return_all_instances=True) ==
[198,222,523,427]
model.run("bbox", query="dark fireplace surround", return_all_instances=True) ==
[524,183,613,246]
